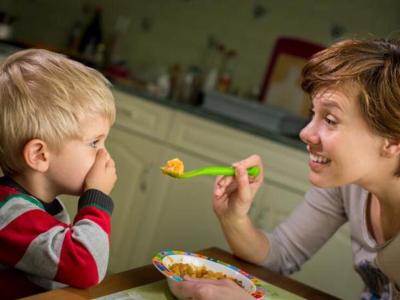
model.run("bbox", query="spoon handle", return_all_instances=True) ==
[181,166,260,178]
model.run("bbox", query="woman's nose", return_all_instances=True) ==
[299,120,319,145]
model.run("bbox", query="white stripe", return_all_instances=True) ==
[15,225,66,279]
[0,197,42,230]
[72,218,109,280]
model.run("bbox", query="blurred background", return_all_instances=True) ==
[0,0,399,108]
[0,2,399,299]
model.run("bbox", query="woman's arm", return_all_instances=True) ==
[262,187,347,274]
[213,155,269,264]
[219,214,269,265]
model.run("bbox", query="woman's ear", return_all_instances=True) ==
[381,138,400,158]
[23,139,50,172]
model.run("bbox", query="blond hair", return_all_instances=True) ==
[0,48,115,175]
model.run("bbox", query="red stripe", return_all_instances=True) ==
[54,230,99,288]
[0,209,62,265]
[0,186,18,202]
[74,206,111,235]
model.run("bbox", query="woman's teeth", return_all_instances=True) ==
[310,153,330,164]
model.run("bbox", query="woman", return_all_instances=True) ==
[174,38,400,299]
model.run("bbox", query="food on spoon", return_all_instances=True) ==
[161,158,184,176]
[169,263,244,288]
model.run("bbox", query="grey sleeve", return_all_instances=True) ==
[261,187,347,275]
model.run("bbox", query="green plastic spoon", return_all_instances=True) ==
[161,165,260,179]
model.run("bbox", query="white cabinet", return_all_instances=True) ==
[105,127,168,273]
[103,90,231,272]
[137,149,229,264]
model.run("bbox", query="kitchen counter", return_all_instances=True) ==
[113,83,307,152]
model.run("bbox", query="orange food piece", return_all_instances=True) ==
[161,158,184,175]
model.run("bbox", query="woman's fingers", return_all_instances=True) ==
[214,175,234,198]
[175,277,253,300]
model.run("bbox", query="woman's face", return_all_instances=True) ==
[299,89,386,188]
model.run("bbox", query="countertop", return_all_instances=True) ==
[114,83,307,152]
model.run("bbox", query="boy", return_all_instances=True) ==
[0,48,117,299]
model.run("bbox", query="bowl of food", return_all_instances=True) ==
[152,249,265,299]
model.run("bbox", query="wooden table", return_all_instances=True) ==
[22,247,340,300]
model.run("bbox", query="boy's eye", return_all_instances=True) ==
[89,140,99,148]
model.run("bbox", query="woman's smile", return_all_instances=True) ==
[308,152,331,172]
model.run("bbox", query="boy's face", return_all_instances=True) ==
[47,115,112,196]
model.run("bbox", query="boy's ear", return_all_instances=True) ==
[381,138,400,158]
[23,139,50,172]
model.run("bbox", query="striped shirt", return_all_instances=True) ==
[0,176,114,299]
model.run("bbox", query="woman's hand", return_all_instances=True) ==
[213,155,264,222]
[171,277,254,300]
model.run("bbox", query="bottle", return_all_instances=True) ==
[216,49,237,93]
[66,20,83,53]
[180,65,202,105]
[201,40,222,93]
[78,6,103,61]
[168,64,183,101]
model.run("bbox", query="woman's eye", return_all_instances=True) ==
[325,115,337,125]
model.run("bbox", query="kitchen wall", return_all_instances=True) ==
[1,0,400,97]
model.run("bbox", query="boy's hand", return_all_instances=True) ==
[84,149,117,195]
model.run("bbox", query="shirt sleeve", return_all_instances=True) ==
[0,189,113,288]
[261,187,347,274]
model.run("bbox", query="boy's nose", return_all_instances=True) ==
[98,147,111,159]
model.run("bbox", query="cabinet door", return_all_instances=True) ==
[250,181,302,232]
[105,126,169,273]
[137,149,230,264]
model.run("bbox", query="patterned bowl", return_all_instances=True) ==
[152,249,265,299]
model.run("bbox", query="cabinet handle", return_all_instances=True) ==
[139,166,151,192]
[139,176,147,192]
[118,107,136,119]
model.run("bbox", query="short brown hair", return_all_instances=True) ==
[0,49,115,175]
[301,38,400,175]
